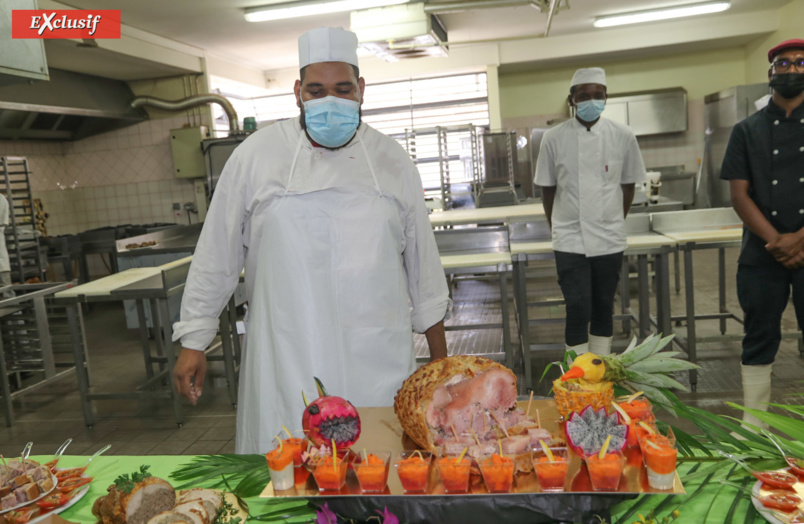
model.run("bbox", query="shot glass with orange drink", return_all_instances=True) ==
[612,397,655,448]
[278,428,309,485]
[643,438,678,490]
[310,448,350,492]
[265,438,294,491]
[532,445,569,492]
[478,453,515,493]
[354,450,391,493]
[585,449,626,491]
[395,450,432,493]
[436,450,472,494]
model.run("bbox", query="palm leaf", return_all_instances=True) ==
[725,402,804,441]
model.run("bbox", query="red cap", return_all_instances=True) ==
[768,39,804,62]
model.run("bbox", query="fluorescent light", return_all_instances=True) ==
[593,1,730,28]
[245,0,409,22]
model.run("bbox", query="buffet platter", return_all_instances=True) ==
[260,400,685,498]
[750,470,804,524]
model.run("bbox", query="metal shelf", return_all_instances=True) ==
[1,157,45,283]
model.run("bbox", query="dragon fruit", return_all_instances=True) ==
[302,377,361,449]
[564,405,628,457]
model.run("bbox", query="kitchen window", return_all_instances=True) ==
[210,72,490,190]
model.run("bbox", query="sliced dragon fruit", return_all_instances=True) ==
[564,405,628,457]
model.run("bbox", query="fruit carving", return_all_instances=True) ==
[565,405,628,457]
[302,377,361,448]
[554,333,700,419]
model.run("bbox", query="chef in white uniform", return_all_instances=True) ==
[172,27,451,454]
[535,67,645,356]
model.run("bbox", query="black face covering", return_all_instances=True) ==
[770,73,804,99]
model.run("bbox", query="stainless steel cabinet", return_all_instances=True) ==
[602,88,688,136]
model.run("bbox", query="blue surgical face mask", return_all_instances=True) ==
[303,95,360,148]
[575,99,606,122]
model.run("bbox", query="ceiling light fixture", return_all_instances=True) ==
[593,1,730,28]
[245,0,410,22]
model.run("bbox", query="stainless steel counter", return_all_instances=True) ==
[116,223,203,257]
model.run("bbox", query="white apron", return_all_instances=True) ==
[235,132,416,454]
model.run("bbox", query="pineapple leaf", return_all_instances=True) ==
[625,370,688,391]
[621,335,639,354]
[628,358,700,374]
[617,333,673,367]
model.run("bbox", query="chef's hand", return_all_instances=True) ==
[766,232,804,266]
[173,348,207,405]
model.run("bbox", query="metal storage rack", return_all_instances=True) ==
[397,125,483,212]
[1,157,46,283]
[475,131,517,208]
[0,282,79,426]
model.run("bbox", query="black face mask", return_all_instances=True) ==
[770,73,804,99]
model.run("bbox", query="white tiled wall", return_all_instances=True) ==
[0,115,204,237]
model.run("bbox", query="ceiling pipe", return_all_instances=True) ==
[424,0,545,15]
[544,0,559,37]
[131,94,241,135]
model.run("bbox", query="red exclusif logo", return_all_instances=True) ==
[12,10,121,39]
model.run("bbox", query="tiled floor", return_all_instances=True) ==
[1,245,802,457]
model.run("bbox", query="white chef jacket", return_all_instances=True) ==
[535,117,645,257]
[173,117,451,350]
[0,194,10,273]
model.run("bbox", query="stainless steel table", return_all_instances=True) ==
[53,257,239,426]
[429,203,545,228]
[651,208,745,390]
[509,215,676,391]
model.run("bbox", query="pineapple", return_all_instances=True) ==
[553,333,699,419]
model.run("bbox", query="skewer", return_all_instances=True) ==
[0,455,7,469]
[483,412,488,432]
[526,391,534,419]
[471,430,481,447]
[535,409,541,429]
[450,424,459,441]
[470,411,475,429]
[489,412,510,438]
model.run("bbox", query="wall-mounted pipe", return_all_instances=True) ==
[130,94,240,135]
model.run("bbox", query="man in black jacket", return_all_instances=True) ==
[720,38,804,430]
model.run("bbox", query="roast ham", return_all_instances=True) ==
[394,356,530,450]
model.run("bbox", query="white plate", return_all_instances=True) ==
[0,474,58,516]
[752,480,786,524]
[27,484,90,524]
[751,478,804,524]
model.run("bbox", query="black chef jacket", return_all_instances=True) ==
[720,98,804,266]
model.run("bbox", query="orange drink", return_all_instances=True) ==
[278,430,309,484]
[354,451,391,493]
[532,447,569,492]
[586,451,625,491]
[265,445,294,491]
[395,451,432,493]
[311,453,349,492]
[436,455,472,494]
[619,396,654,421]
[643,440,677,490]
[478,454,515,493]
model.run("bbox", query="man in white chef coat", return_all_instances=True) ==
[535,67,645,356]
[171,27,451,454]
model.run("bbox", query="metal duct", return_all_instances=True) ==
[424,0,545,15]
[131,94,241,135]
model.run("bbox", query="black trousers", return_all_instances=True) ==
[736,262,804,365]
[554,250,624,346]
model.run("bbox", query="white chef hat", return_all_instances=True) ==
[298,27,359,69]
[571,67,607,88]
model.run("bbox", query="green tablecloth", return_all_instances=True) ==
[36,455,760,524]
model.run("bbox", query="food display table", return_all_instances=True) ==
[261,401,684,524]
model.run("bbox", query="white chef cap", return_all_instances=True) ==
[571,67,607,88]
[298,27,359,69]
